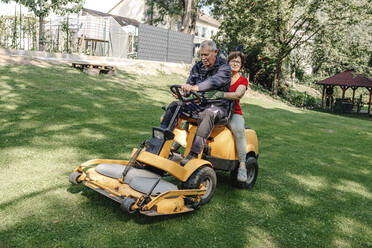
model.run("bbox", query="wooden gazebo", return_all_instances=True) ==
[316,70,372,114]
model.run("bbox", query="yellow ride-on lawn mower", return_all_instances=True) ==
[69,85,259,216]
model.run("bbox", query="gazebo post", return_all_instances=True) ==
[321,85,326,109]
[351,87,358,106]
[341,86,350,99]
[368,87,372,115]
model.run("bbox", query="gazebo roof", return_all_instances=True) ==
[316,70,372,88]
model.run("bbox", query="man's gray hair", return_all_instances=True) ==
[200,40,217,51]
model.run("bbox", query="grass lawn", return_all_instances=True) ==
[0,62,371,248]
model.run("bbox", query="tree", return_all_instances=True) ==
[1,0,83,51]
[210,0,371,95]
[146,0,209,34]
[311,3,372,78]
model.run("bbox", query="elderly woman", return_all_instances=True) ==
[212,51,249,182]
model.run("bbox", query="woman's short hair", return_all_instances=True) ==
[227,51,245,64]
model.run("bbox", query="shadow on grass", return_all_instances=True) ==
[0,63,371,247]
[0,64,167,160]
[0,185,66,211]
[312,108,372,121]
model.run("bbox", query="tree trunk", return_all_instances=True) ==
[273,59,282,96]
[12,16,17,48]
[38,15,44,51]
[148,2,154,25]
[181,0,197,34]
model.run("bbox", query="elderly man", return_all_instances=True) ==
[160,40,232,166]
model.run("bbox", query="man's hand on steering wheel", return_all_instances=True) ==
[181,84,199,93]
[172,91,183,99]
[170,85,202,104]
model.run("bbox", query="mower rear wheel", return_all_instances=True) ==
[230,156,258,189]
[69,172,82,185]
[182,166,216,205]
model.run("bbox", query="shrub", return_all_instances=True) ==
[278,87,318,108]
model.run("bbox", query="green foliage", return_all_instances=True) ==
[1,0,83,18]
[249,80,320,109]
[1,0,83,51]
[146,0,183,25]
[60,17,74,53]
[210,0,372,92]
[211,0,328,93]
[278,86,318,108]
[145,0,209,33]
[311,3,372,78]
[0,14,38,49]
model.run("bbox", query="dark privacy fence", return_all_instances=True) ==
[137,24,193,64]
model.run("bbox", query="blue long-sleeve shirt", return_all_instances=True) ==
[186,57,232,108]
[186,57,231,92]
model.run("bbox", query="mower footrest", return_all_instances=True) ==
[127,176,178,196]
[96,163,127,179]
[95,163,178,196]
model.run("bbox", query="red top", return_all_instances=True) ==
[230,75,248,115]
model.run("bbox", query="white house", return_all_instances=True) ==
[107,0,220,44]
[194,14,220,44]
[107,0,148,23]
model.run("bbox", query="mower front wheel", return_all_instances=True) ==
[182,166,216,205]
[120,197,137,213]
[69,172,82,185]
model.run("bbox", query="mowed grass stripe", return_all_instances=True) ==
[0,63,371,248]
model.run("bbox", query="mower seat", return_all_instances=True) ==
[183,115,229,126]
[214,100,235,126]
[181,100,234,127]
[214,117,229,126]
[95,164,178,196]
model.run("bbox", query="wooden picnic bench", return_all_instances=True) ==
[72,62,116,76]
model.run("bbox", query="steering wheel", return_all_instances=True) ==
[170,85,202,104]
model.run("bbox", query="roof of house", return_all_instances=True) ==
[316,70,372,88]
[197,13,220,27]
[82,8,140,27]
[83,7,220,28]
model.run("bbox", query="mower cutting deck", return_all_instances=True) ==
[70,158,207,216]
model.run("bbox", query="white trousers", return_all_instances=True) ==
[227,114,247,163]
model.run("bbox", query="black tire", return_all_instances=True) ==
[69,172,82,185]
[184,197,201,210]
[120,197,137,213]
[182,166,217,205]
[230,156,258,189]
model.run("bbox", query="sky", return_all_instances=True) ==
[83,0,119,13]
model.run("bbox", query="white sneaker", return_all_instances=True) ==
[237,167,247,182]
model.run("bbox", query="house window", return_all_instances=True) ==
[202,27,206,38]
[211,30,214,37]
[195,26,199,36]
